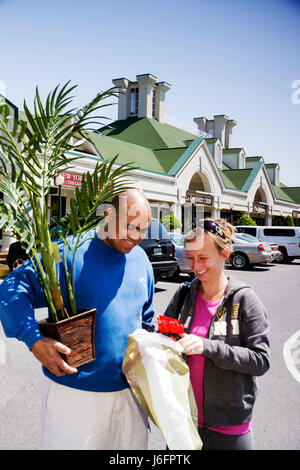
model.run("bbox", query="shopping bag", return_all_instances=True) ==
[122,328,202,450]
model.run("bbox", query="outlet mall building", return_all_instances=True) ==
[1,73,300,250]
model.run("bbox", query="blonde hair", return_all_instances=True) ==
[184,218,236,253]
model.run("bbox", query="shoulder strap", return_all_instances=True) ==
[176,281,191,315]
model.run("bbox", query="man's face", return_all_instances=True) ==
[104,199,151,253]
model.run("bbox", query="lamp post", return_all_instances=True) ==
[230,203,234,225]
[56,174,64,221]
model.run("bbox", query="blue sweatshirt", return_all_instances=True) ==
[0,230,155,392]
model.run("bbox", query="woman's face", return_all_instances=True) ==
[185,232,229,283]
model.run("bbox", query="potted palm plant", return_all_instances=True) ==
[0,82,136,367]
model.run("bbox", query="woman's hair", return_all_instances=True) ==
[184,218,236,253]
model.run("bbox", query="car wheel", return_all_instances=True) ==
[276,247,288,263]
[170,267,180,281]
[231,253,249,270]
[12,259,25,270]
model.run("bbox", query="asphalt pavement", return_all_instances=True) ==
[0,260,300,450]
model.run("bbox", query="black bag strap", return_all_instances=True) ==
[176,281,191,316]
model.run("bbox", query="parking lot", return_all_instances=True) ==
[1,260,300,450]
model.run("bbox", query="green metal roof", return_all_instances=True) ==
[99,117,197,150]
[88,131,185,175]
[272,185,300,204]
[14,109,300,205]
[219,168,253,190]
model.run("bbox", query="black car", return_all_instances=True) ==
[6,241,29,272]
[139,218,178,283]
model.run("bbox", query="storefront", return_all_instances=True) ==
[181,193,214,232]
[250,202,268,226]
[292,211,300,227]
[47,171,84,223]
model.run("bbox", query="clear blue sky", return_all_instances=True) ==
[0,0,299,186]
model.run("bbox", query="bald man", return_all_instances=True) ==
[0,189,154,450]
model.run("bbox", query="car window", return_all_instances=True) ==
[263,228,295,237]
[235,233,260,243]
[236,227,256,236]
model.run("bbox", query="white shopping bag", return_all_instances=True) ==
[122,328,202,450]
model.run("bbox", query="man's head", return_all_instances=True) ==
[99,188,152,253]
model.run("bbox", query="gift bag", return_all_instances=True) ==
[122,328,202,450]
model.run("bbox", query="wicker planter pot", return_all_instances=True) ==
[38,308,96,368]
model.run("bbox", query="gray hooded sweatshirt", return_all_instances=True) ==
[163,276,270,428]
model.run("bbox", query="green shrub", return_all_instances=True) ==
[237,215,257,226]
[283,215,295,226]
[160,214,182,231]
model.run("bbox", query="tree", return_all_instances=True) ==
[0,82,135,322]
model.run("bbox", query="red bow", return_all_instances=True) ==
[157,315,184,341]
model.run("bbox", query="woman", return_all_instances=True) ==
[164,219,270,450]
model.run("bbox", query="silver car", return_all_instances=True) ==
[230,234,274,269]
[169,233,194,278]
[234,233,281,262]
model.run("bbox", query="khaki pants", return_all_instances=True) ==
[41,377,149,450]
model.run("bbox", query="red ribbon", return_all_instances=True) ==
[157,315,184,341]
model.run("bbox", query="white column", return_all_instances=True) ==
[112,78,129,120]
[1,194,15,251]
[155,82,171,123]
[136,74,157,119]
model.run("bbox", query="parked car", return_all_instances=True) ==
[169,233,194,279]
[6,219,93,272]
[139,219,178,282]
[235,225,300,263]
[6,242,28,272]
[229,236,274,269]
[234,233,281,262]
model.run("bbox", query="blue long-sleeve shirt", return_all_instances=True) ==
[0,230,155,392]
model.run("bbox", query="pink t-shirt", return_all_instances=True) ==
[188,289,251,435]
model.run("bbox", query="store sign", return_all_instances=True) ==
[253,203,266,214]
[56,171,110,191]
[57,172,83,188]
[185,194,213,206]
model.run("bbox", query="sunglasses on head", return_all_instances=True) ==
[203,220,226,239]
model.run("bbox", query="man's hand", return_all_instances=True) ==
[31,337,78,376]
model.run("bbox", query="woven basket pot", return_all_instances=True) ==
[38,308,96,368]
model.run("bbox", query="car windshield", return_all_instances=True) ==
[169,233,185,246]
[235,233,260,243]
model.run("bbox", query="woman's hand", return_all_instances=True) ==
[178,333,204,355]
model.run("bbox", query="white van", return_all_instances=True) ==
[235,226,300,263]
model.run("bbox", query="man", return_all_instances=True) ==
[0,189,154,450]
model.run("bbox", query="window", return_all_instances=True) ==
[130,87,139,115]
[51,195,66,219]
[263,228,295,237]
[152,89,156,118]
[237,227,256,236]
